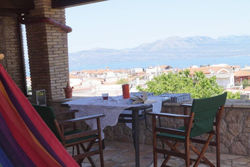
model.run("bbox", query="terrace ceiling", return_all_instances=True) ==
[52,0,106,8]
[0,0,34,16]
[0,0,105,15]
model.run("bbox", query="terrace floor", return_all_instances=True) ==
[79,141,250,167]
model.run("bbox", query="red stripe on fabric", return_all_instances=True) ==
[0,89,61,166]
[0,75,67,166]
[0,64,79,167]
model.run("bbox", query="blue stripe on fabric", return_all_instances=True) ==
[0,147,14,167]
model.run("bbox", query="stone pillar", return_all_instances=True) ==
[25,0,69,102]
[0,16,26,93]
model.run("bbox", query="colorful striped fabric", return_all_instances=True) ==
[0,64,79,167]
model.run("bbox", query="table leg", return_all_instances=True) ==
[132,109,140,167]
[102,139,105,150]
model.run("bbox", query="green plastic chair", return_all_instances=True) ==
[148,92,227,167]
[33,105,62,140]
[33,105,105,167]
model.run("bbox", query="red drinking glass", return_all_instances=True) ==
[122,84,130,99]
[102,93,109,100]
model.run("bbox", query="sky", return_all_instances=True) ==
[66,0,250,53]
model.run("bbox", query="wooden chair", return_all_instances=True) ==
[148,92,227,167]
[33,105,105,167]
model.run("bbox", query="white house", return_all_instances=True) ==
[188,64,235,89]
[212,68,234,89]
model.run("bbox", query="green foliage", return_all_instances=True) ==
[190,72,223,98]
[116,78,129,85]
[242,79,250,89]
[137,70,240,99]
[227,91,241,99]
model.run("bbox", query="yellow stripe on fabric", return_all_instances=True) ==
[0,82,61,167]
[0,82,12,105]
[0,88,61,167]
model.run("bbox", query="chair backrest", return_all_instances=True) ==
[32,105,62,141]
[190,92,227,137]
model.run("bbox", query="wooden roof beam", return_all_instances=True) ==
[52,0,106,8]
[0,0,34,10]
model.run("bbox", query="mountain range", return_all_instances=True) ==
[69,36,250,71]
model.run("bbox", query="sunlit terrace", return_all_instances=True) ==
[0,0,250,167]
[80,141,250,167]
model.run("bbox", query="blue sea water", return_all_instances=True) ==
[69,56,250,71]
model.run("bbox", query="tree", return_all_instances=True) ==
[227,91,240,99]
[137,70,240,99]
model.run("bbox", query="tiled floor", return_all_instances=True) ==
[77,141,250,167]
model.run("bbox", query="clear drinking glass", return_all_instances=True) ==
[102,93,109,100]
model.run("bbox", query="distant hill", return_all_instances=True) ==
[69,36,250,71]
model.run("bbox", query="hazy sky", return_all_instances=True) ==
[66,0,250,52]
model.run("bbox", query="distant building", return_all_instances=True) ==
[131,68,143,74]
[69,75,82,87]
[234,69,250,85]
[145,66,163,80]
[188,64,237,89]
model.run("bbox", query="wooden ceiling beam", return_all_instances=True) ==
[0,9,27,17]
[52,0,106,8]
[0,0,34,10]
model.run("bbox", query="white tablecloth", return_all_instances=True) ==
[64,95,167,138]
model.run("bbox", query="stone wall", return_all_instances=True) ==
[0,16,26,92]
[103,102,250,156]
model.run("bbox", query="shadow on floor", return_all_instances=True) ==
[72,141,250,167]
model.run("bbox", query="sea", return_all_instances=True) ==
[69,55,250,71]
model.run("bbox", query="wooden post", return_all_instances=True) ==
[216,106,224,167]
[0,53,4,60]
[152,115,157,167]
[132,108,140,167]
[97,117,104,167]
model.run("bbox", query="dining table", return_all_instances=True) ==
[64,94,169,167]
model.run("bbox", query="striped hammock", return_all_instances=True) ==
[0,64,79,167]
